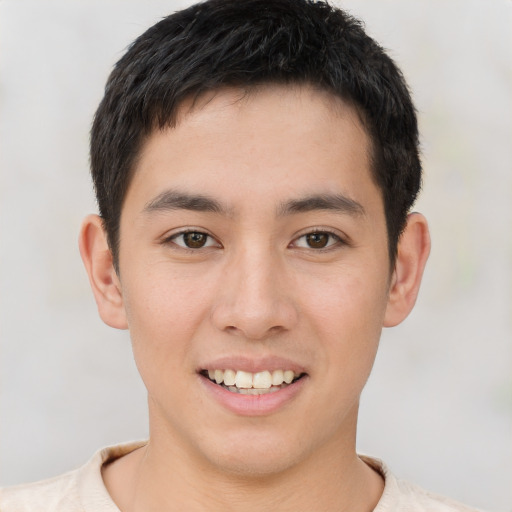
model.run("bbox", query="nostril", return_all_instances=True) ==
[222,323,286,340]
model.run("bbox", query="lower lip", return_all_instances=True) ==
[199,375,307,416]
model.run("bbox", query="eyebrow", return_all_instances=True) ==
[143,189,227,215]
[143,189,365,218]
[278,193,366,217]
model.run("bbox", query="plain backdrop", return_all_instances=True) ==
[0,1,511,510]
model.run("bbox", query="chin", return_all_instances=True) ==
[200,427,316,479]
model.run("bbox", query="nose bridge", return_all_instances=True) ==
[212,242,297,339]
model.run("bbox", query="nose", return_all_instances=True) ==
[211,247,299,340]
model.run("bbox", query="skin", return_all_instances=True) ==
[80,85,430,511]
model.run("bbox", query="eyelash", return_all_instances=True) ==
[163,229,221,251]
[291,229,346,251]
[162,228,347,252]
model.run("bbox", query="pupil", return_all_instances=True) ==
[184,232,206,248]
[307,233,328,248]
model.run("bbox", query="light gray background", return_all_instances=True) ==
[0,1,511,510]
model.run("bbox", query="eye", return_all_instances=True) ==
[169,231,219,249]
[293,231,342,249]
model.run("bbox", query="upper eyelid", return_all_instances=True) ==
[162,227,213,240]
[160,226,349,247]
[293,227,346,241]
[161,228,221,247]
[290,228,352,250]
[293,231,342,245]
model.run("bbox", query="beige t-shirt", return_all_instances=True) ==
[0,442,483,511]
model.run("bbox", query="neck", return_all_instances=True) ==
[103,411,383,512]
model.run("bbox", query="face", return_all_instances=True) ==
[116,85,392,476]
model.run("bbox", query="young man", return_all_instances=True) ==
[0,0,483,510]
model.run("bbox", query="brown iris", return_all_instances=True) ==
[183,232,208,248]
[306,232,330,248]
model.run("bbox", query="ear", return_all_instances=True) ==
[78,214,128,329]
[384,213,431,327]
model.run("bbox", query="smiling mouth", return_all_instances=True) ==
[200,369,306,395]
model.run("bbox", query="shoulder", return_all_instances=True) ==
[0,441,146,512]
[0,468,84,512]
[362,455,485,512]
[389,479,484,512]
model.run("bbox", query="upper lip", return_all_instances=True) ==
[197,356,307,375]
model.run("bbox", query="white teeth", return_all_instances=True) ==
[214,369,224,384]
[271,369,284,386]
[206,368,300,390]
[227,384,286,395]
[283,370,294,384]
[240,388,258,395]
[253,371,272,389]
[223,369,236,386]
[239,387,281,395]
[235,370,253,389]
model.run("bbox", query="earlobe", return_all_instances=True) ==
[78,214,128,329]
[384,213,431,327]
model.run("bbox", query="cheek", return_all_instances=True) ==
[120,266,214,379]
[289,270,388,440]
[300,266,389,369]
[304,264,388,327]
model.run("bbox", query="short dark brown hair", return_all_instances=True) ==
[91,0,421,268]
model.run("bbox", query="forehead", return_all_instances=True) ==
[126,84,381,218]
